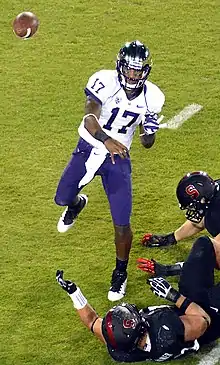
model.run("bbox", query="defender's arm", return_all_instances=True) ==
[174,219,205,242]
[56,270,105,343]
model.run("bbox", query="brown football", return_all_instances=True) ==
[13,12,39,39]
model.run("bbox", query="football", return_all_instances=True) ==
[13,12,39,39]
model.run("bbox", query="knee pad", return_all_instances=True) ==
[191,235,214,259]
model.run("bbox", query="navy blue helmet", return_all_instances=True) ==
[116,40,152,95]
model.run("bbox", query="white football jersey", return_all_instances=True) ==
[78,70,165,150]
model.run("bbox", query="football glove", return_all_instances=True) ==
[142,113,159,135]
[137,258,169,276]
[141,232,177,248]
[137,258,184,277]
[56,270,77,294]
[148,277,180,303]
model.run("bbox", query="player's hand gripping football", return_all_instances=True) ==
[56,270,77,294]
[137,258,170,276]
[141,232,177,248]
[104,138,128,164]
[148,277,180,303]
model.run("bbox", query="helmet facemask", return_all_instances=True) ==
[117,60,151,91]
[180,198,209,223]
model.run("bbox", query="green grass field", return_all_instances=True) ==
[1,1,220,364]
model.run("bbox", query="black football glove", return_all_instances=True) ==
[56,270,77,294]
[141,232,177,248]
[148,277,180,303]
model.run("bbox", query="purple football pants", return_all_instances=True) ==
[54,138,132,226]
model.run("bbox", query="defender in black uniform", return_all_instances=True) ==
[56,235,220,362]
[141,171,220,248]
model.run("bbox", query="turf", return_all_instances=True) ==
[1,1,220,364]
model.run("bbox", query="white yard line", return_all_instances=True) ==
[197,343,220,365]
[159,103,203,129]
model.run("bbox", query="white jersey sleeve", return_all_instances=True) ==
[144,81,165,114]
[84,70,116,105]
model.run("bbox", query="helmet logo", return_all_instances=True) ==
[185,184,199,199]
[123,319,136,329]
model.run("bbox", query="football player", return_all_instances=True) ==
[56,235,220,362]
[54,40,165,301]
[141,171,220,248]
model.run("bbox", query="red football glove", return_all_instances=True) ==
[137,258,174,277]
[137,258,156,274]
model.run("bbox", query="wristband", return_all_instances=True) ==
[83,113,99,123]
[94,130,111,144]
[167,232,177,245]
[69,287,88,309]
[179,297,192,313]
[168,287,181,303]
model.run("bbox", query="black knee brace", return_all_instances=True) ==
[178,235,216,303]
[191,236,214,260]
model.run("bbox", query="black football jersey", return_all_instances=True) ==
[106,306,199,362]
[204,180,220,237]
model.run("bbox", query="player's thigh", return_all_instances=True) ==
[178,236,215,302]
[208,283,220,310]
[55,139,93,205]
[101,156,132,226]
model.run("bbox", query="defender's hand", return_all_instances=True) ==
[141,233,177,248]
[104,138,128,164]
[56,270,77,294]
[137,258,169,276]
[148,277,180,303]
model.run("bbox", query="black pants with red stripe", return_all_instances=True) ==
[178,235,220,345]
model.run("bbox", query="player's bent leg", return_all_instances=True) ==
[108,224,132,302]
[54,140,92,232]
[210,237,220,269]
[178,236,216,304]
[57,194,88,233]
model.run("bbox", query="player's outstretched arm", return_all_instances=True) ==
[141,220,205,248]
[174,219,205,241]
[56,270,105,344]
